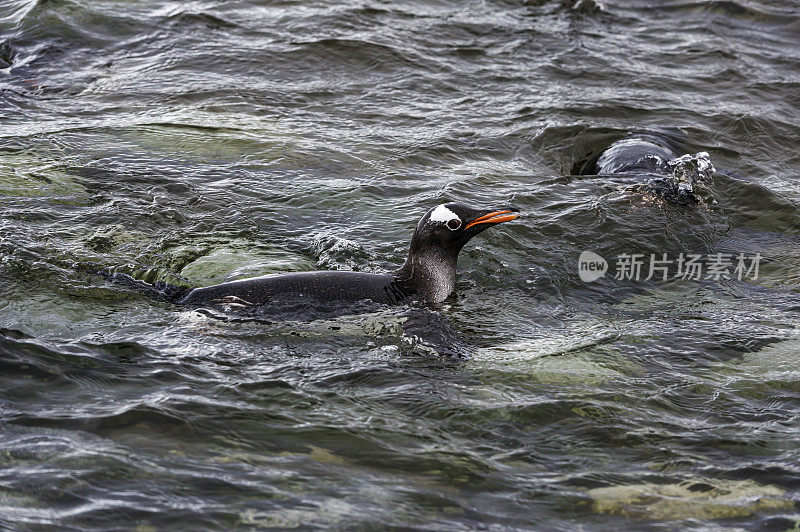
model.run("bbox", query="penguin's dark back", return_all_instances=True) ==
[179,271,410,308]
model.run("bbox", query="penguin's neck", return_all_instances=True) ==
[395,247,458,303]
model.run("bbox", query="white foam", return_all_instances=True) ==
[428,204,458,224]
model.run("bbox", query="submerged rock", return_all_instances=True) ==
[589,477,791,520]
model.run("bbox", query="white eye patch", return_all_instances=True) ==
[428,204,461,231]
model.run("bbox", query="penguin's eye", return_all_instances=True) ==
[446,218,462,231]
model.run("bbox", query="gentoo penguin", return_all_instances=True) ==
[587,131,716,205]
[593,135,680,175]
[177,203,518,308]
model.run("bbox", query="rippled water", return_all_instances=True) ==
[2,0,800,528]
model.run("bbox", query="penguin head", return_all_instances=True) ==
[410,203,519,255]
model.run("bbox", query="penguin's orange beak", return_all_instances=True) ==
[464,209,519,230]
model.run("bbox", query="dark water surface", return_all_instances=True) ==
[2,0,800,529]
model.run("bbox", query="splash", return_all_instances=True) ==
[629,151,717,205]
[666,151,716,195]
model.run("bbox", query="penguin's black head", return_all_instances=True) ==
[410,202,519,255]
